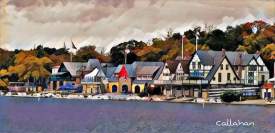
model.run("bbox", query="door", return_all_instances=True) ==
[122,85,128,93]
[112,85,117,93]
[135,85,140,93]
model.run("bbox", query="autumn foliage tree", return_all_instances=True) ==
[8,52,52,87]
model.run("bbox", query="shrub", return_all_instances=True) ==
[220,91,241,103]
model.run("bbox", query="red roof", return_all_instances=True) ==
[118,65,128,78]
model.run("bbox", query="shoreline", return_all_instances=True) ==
[1,94,274,106]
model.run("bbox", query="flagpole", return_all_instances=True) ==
[195,34,198,51]
[181,35,184,60]
[70,51,72,62]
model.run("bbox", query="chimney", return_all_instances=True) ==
[256,50,260,55]
[222,48,226,56]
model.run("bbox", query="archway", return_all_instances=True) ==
[112,85,117,93]
[135,85,141,93]
[122,85,128,93]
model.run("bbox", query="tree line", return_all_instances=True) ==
[0,20,274,89]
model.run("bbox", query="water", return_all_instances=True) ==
[0,96,274,133]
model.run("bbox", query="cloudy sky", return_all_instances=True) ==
[0,0,274,51]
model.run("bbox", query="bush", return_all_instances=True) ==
[220,91,241,103]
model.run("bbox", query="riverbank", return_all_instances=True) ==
[1,92,274,105]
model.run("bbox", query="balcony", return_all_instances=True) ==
[153,79,208,85]
[190,71,204,78]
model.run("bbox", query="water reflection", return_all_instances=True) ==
[0,97,274,133]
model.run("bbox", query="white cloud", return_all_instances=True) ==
[0,0,274,51]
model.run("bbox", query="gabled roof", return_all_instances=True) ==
[102,67,117,82]
[205,58,222,81]
[205,51,225,81]
[86,59,101,71]
[132,61,164,80]
[226,51,255,66]
[84,68,99,79]
[166,60,180,73]
[179,60,190,74]
[253,53,260,59]
[62,62,87,77]
[196,50,214,65]
[118,65,128,78]
[115,64,135,77]
[136,66,160,75]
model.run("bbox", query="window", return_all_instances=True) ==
[198,62,201,69]
[248,66,257,71]
[226,65,229,70]
[192,62,196,69]
[260,66,263,71]
[220,64,223,70]
[218,73,222,82]
[248,72,254,84]
[227,73,230,81]
[261,75,265,82]
[213,77,215,81]
[233,77,236,81]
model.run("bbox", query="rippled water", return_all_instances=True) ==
[0,96,274,133]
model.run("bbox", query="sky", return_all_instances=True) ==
[0,0,274,52]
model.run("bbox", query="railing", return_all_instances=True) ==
[190,71,204,78]
[153,79,209,85]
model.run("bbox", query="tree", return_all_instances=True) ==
[8,52,53,88]
[206,29,228,50]
[110,40,145,65]
[225,26,243,51]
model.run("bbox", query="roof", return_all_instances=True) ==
[205,51,225,81]
[118,65,128,78]
[166,60,180,73]
[180,60,190,74]
[62,62,87,77]
[132,61,164,80]
[226,51,255,66]
[115,64,135,77]
[136,66,160,75]
[84,68,99,79]
[196,50,214,65]
[86,59,101,71]
[102,67,117,82]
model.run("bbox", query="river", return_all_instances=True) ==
[0,96,274,133]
